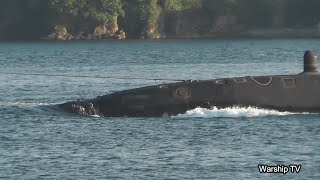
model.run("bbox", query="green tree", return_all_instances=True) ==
[166,0,202,11]
[50,0,124,24]
[148,0,161,29]
[124,0,161,30]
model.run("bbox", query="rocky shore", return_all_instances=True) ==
[43,11,320,41]
[45,24,126,41]
[2,0,320,41]
[43,21,320,41]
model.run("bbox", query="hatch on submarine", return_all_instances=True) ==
[59,50,320,117]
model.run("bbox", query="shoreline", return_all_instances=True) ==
[1,28,320,42]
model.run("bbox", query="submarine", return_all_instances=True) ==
[59,50,320,117]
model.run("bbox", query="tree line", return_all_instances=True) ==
[1,0,320,39]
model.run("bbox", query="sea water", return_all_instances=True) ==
[0,39,320,179]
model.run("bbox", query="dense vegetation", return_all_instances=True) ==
[1,0,320,39]
[50,0,124,24]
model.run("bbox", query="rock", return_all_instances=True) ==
[93,25,107,37]
[46,23,126,41]
[67,34,74,40]
[75,31,84,40]
[110,22,119,33]
[87,33,92,40]
[145,27,161,39]
[119,30,126,39]
[55,25,68,37]
[46,25,70,40]
[107,29,114,35]
[147,27,156,37]
[57,34,66,40]
[47,33,56,40]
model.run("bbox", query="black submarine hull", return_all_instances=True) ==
[59,72,320,117]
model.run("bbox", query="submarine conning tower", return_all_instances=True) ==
[304,50,318,73]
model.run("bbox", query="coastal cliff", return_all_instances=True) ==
[1,0,320,40]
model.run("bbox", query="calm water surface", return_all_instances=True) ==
[0,39,320,179]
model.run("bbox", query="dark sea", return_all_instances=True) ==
[1,39,320,179]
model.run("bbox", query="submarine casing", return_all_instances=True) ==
[59,51,320,117]
[59,73,320,117]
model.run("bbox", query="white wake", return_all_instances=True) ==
[174,106,303,118]
[0,102,51,107]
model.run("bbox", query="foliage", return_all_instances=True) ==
[122,0,161,31]
[148,0,161,28]
[166,0,202,11]
[3,0,320,39]
[50,0,124,24]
